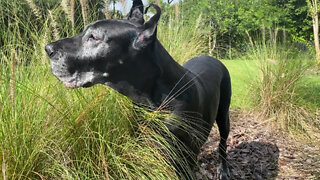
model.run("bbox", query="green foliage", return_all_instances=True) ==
[179,0,315,58]
[236,1,260,33]
[286,0,313,42]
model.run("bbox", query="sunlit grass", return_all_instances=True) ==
[0,58,184,179]
[221,60,259,109]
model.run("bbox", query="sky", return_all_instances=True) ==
[115,0,180,14]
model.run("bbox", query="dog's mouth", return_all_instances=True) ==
[63,81,80,89]
[62,81,93,88]
[53,69,100,89]
[48,51,104,89]
[59,75,95,89]
[82,82,93,88]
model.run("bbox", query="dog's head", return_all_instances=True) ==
[45,3,161,89]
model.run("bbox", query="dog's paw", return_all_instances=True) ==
[216,164,230,180]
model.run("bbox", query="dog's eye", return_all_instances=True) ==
[88,34,98,41]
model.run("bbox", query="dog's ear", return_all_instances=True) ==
[133,4,161,50]
[127,0,144,25]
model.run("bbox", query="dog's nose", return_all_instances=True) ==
[45,44,55,58]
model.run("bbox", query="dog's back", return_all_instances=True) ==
[183,56,231,125]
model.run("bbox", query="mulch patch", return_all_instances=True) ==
[196,109,320,180]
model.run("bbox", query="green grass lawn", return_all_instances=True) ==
[222,59,320,111]
[296,72,320,110]
[222,60,259,109]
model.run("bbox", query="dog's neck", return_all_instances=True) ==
[135,40,197,109]
[104,40,197,109]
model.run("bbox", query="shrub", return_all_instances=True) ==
[248,45,319,134]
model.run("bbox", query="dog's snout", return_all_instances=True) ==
[45,44,56,58]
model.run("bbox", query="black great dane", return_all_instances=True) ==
[45,1,231,179]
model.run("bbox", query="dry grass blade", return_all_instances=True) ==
[71,0,75,29]
[74,92,106,124]
[41,21,49,65]
[25,0,42,19]
[48,10,60,40]
[80,0,88,25]
[101,147,110,180]
[156,0,161,7]
[32,171,45,180]
[175,3,179,20]
[61,0,75,29]
[2,152,7,180]
[104,0,110,19]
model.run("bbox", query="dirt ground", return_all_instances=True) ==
[196,109,320,180]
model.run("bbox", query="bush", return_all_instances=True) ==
[248,45,319,134]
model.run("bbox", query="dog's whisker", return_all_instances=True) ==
[158,63,199,110]
[160,80,196,110]
[158,71,202,111]
[158,70,191,110]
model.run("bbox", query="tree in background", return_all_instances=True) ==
[285,0,312,42]
[178,0,319,59]
[236,0,259,47]
[307,0,320,64]
[180,0,239,57]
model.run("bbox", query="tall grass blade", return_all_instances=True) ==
[80,0,88,25]
[2,152,7,180]
[25,0,42,19]
[10,50,15,116]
